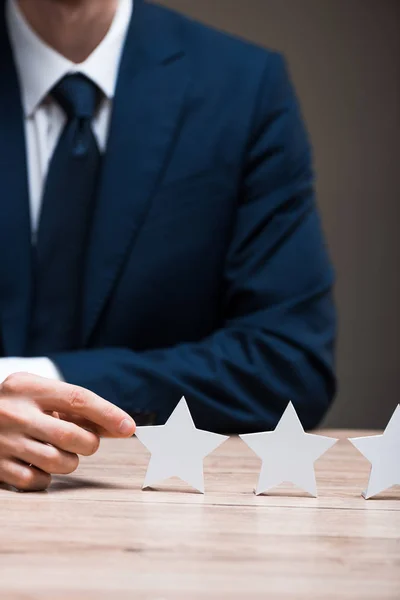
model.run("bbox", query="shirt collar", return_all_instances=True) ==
[6,0,133,117]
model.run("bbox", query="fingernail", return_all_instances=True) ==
[119,419,134,435]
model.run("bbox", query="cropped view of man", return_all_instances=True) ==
[0,0,336,491]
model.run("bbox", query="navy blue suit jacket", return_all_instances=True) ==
[0,0,336,432]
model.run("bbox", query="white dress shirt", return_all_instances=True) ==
[0,0,133,383]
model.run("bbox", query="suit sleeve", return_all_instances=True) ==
[52,53,337,434]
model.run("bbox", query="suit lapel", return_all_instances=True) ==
[83,0,191,343]
[0,10,32,357]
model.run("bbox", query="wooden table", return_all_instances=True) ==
[0,431,399,599]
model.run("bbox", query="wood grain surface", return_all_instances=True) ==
[0,431,399,599]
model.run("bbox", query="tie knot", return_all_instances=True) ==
[51,74,101,120]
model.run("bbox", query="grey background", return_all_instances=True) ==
[155,0,400,428]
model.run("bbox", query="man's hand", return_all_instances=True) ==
[0,373,136,492]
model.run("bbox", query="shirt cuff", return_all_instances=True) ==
[0,357,63,383]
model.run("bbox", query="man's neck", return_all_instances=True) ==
[17,0,119,63]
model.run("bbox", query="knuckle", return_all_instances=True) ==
[43,446,62,472]
[0,401,13,423]
[0,401,27,429]
[16,469,35,490]
[1,373,23,395]
[18,438,31,456]
[54,424,77,448]
[68,387,87,411]
[17,468,50,491]
[102,403,119,423]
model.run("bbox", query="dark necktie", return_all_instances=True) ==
[27,74,101,355]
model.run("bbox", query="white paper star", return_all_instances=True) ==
[240,402,337,496]
[349,405,400,499]
[135,397,229,493]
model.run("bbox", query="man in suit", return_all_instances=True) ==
[0,0,336,491]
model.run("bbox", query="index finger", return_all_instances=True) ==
[1,373,136,437]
